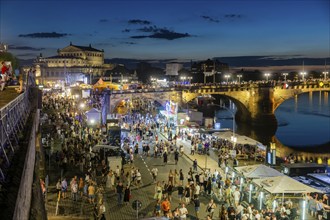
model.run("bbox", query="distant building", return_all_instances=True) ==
[33,42,114,85]
[103,64,137,83]
[191,59,229,83]
[166,63,183,76]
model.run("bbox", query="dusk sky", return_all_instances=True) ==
[0,0,329,62]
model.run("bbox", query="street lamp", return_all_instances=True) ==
[187,76,193,84]
[322,71,328,80]
[282,73,288,81]
[224,74,230,84]
[237,74,242,84]
[300,72,306,81]
[264,73,270,81]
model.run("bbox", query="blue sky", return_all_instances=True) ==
[0,0,329,61]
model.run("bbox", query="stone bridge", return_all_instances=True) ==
[109,82,330,132]
[183,83,330,131]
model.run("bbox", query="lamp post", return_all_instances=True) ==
[323,71,328,80]
[282,73,288,81]
[237,74,242,84]
[264,73,270,81]
[224,74,230,84]
[180,76,186,84]
[187,76,192,84]
[300,71,306,81]
[89,67,93,84]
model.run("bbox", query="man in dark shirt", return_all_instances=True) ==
[116,182,124,205]
[177,183,184,202]
[193,195,201,219]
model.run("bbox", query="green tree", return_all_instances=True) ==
[0,52,19,70]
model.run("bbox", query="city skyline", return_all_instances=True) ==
[0,0,329,66]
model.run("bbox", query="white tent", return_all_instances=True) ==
[85,108,101,125]
[213,131,265,149]
[235,164,284,178]
[253,176,323,194]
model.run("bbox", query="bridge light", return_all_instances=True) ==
[224,74,230,83]
[300,72,307,81]
[264,73,270,81]
[282,73,288,81]
[237,74,242,84]
[322,71,328,80]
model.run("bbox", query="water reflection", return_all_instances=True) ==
[208,91,330,153]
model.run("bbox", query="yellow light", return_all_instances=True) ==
[317,158,322,164]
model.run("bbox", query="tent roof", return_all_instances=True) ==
[94,78,105,86]
[235,164,284,178]
[212,131,265,147]
[253,176,323,194]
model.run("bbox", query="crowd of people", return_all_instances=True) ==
[39,89,329,220]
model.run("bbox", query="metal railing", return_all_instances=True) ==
[0,88,31,182]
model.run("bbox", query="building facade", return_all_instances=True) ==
[34,42,114,85]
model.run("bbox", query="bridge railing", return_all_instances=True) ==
[0,88,31,183]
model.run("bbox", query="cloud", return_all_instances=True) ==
[201,15,219,23]
[121,42,137,45]
[122,29,131,33]
[224,14,242,19]
[137,25,158,33]
[16,53,37,57]
[131,29,191,40]
[132,26,191,40]
[128,19,152,25]
[18,32,70,38]
[9,45,45,51]
[99,19,108,23]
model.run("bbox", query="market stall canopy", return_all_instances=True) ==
[235,164,284,178]
[253,176,323,194]
[213,131,265,148]
[93,78,120,91]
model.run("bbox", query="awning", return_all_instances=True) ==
[235,164,283,178]
[253,176,323,194]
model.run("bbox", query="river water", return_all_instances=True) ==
[205,91,330,153]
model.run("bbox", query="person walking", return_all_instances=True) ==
[184,183,191,204]
[174,150,179,165]
[88,183,96,204]
[179,169,184,185]
[179,203,188,220]
[193,159,198,172]
[193,195,201,219]
[161,197,171,217]
[136,169,142,188]
[61,178,68,199]
[151,167,158,183]
[123,185,131,205]
[116,182,124,205]
[163,151,168,165]
[206,199,216,219]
